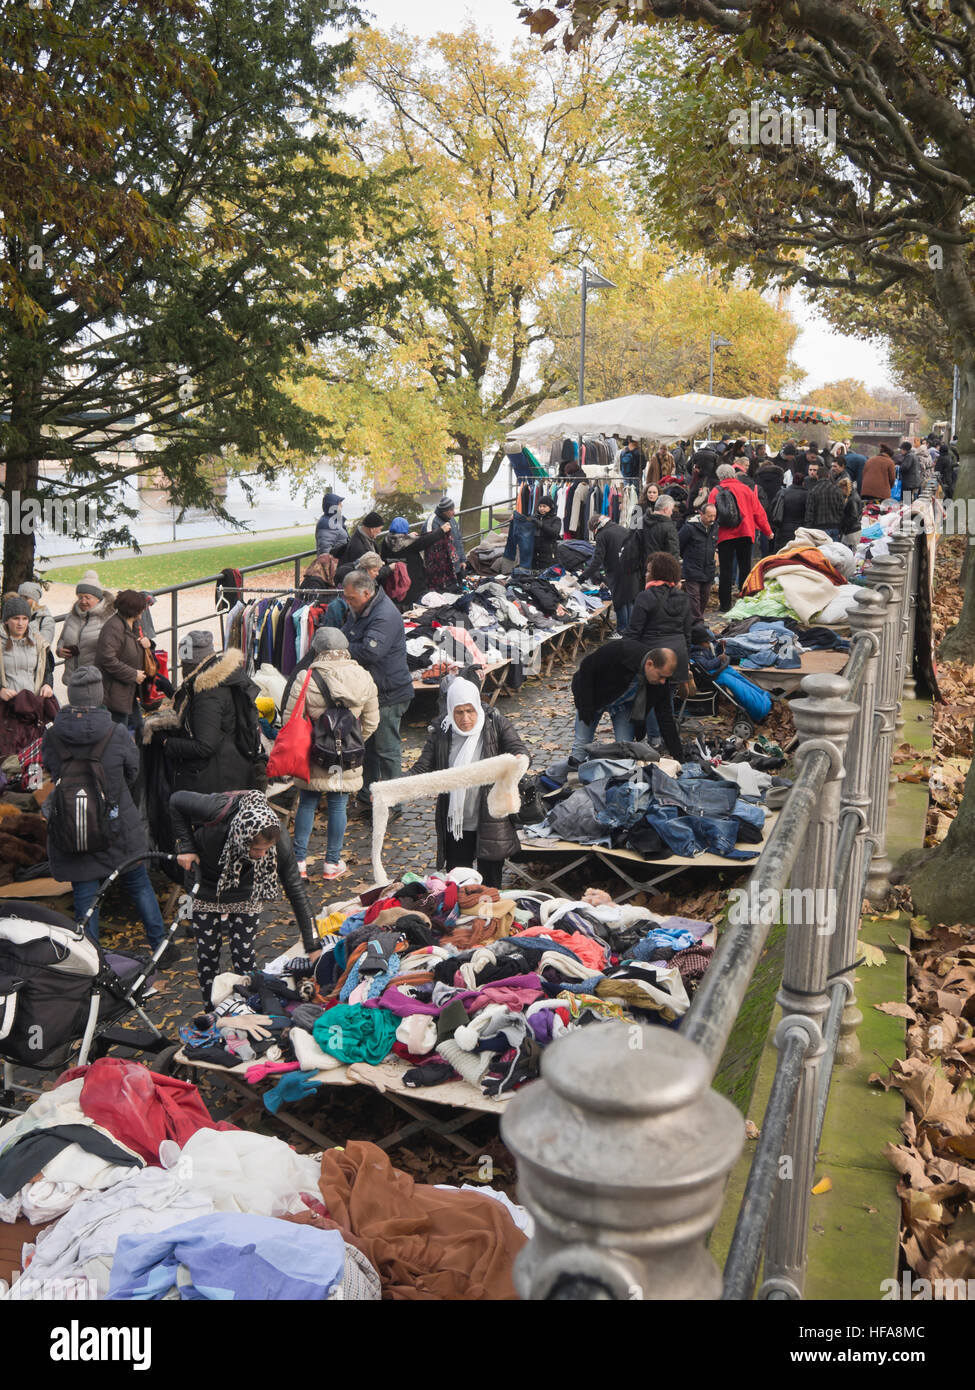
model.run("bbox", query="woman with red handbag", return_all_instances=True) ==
[277,628,378,881]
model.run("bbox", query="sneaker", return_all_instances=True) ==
[296,860,308,880]
[153,941,181,970]
[322,860,348,881]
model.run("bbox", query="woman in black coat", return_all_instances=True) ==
[623,551,694,682]
[171,788,316,1002]
[381,517,451,605]
[157,647,266,795]
[773,468,809,550]
[409,677,528,888]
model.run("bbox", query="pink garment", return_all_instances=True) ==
[514,926,608,972]
[442,626,486,668]
[244,1060,301,1084]
[365,975,543,1019]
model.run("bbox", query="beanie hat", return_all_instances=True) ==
[255,695,276,719]
[75,569,103,599]
[178,630,215,664]
[361,511,384,529]
[1,595,31,621]
[311,626,349,654]
[537,496,556,512]
[389,517,410,535]
[435,496,456,515]
[67,664,104,708]
[17,582,42,604]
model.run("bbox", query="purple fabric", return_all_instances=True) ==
[656,915,712,940]
[365,975,544,1019]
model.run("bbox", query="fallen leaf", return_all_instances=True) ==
[745,1119,760,1140]
[811,1175,832,1195]
[861,1204,879,1214]
[875,1001,918,1021]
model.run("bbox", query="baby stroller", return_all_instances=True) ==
[0,851,198,1116]
[680,652,773,742]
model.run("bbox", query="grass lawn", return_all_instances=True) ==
[45,535,316,591]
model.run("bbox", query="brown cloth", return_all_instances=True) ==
[313,1140,525,1299]
[0,1215,52,1288]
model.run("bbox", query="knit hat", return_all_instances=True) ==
[67,664,104,708]
[361,511,384,529]
[75,569,103,599]
[17,582,42,604]
[389,517,410,535]
[435,496,456,516]
[1,595,31,621]
[311,626,349,654]
[255,695,276,719]
[178,630,215,664]
[537,496,556,512]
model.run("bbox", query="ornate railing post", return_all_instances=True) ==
[760,674,856,1299]
[502,1025,743,1300]
[831,589,886,1066]
[887,528,915,729]
[863,552,906,900]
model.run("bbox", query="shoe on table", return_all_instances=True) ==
[322,860,348,881]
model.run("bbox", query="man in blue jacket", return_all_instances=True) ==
[342,569,414,819]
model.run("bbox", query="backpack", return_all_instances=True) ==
[382,561,410,603]
[714,483,742,529]
[617,527,643,571]
[46,729,115,856]
[770,489,786,526]
[309,671,366,774]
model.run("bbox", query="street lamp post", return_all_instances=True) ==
[580,267,616,407]
[709,332,731,396]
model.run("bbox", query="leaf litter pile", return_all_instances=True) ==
[872,536,975,1285]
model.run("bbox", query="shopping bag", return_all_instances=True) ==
[266,671,314,780]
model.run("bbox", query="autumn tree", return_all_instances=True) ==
[521,0,975,924]
[800,379,890,421]
[0,0,414,588]
[314,25,629,515]
[545,246,800,402]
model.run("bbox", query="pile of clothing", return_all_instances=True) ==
[0,1055,529,1300]
[525,752,784,860]
[404,570,605,684]
[720,618,849,671]
[723,527,863,626]
[172,870,718,1110]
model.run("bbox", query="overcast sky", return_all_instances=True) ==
[359,0,895,396]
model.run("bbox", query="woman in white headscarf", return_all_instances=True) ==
[410,677,528,888]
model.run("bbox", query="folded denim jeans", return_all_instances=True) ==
[649,764,739,817]
[579,757,641,784]
[645,809,759,860]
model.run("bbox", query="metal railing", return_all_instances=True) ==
[502,478,937,1301]
[49,496,517,673]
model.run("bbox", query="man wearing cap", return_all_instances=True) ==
[41,666,174,964]
[333,510,386,582]
[57,570,115,678]
[315,491,348,556]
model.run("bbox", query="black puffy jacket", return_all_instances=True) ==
[409,709,528,865]
[161,648,265,795]
[622,584,694,682]
[678,515,717,583]
[41,705,148,882]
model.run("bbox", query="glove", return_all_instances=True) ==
[217,1013,273,1040]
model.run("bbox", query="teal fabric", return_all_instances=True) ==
[312,1003,399,1064]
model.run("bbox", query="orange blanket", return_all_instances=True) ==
[741,547,846,596]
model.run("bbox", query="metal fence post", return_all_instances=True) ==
[887,529,914,733]
[760,674,855,1300]
[831,589,886,1067]
[170,586,179,667]
[502,1024,744,1300]
[862,552,906,900]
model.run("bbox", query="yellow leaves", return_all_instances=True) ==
[859,939,887,967]
[811,1175,832,1195]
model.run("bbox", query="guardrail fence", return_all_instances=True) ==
[502,478,937,1301]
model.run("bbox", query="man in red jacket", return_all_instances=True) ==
[709,463,773,613]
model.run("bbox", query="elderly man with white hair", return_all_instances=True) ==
[641,493,681,562]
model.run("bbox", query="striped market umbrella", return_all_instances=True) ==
[674,393,852,428]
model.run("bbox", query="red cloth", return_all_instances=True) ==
[364,897,399,925]
[55,1057,235,1164]
[513,924,608,972]
[708,478,773,543]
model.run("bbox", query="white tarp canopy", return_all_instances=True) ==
[506,393,720,445]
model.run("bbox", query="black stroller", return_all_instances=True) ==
[0,851,198,1116]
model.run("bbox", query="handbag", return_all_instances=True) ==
[137,623,158,679]
[266,671,314,781]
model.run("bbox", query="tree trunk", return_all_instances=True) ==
[2,447,40,594]
[938,352,975,661]
[910,752,975,923]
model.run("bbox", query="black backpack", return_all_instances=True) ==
[617,527,643,572]
[46,730,114,856]
[309,671,365,773]
[714,483,742,529]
